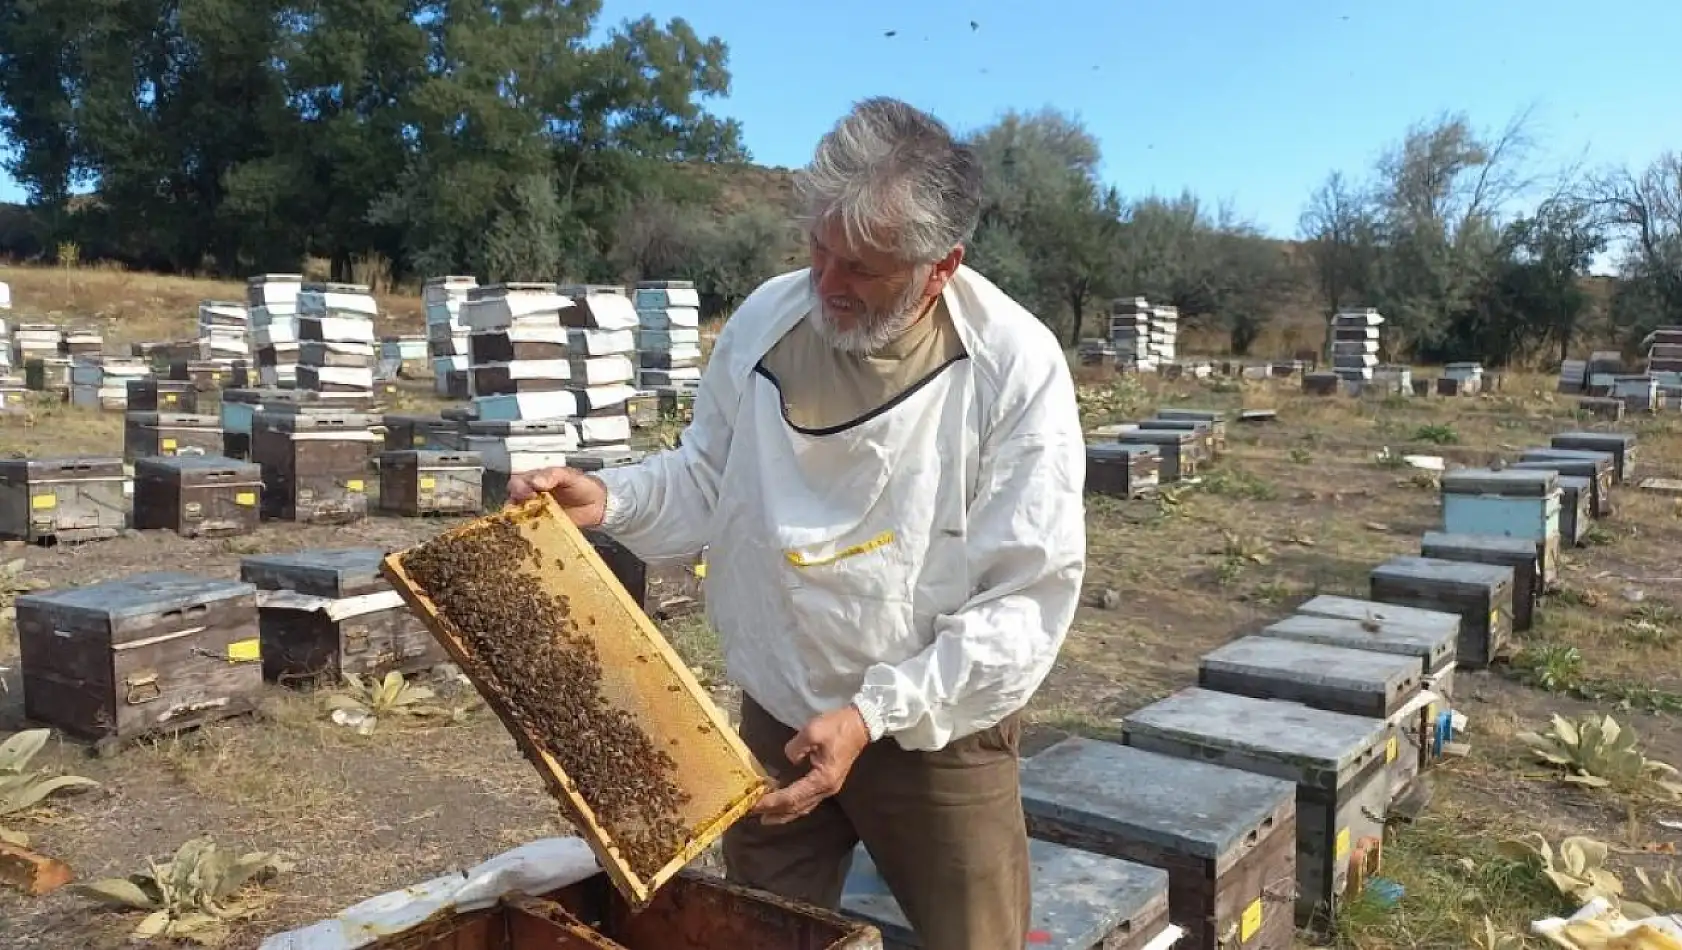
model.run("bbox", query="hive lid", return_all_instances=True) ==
[1201,635,1421,690]
[1372,555,1514,587]
[16,572,255,623]
[1122,688,1388,786]
[240,548,390,597]
[1421,531,1540,561]
[1115,429,1195,447]
[1439,467,1557,497]
[1019,736,1294,860]
[1086,443,1158,460]
[134,454,259,475]
[1138,418,1210,431]
[1154,407,1226,423]
[1511,459,1605,477]
[841,838,1168,949]
[1261,613,1456,671]
[1551,430,1636,448]
[1519,448,1614,468]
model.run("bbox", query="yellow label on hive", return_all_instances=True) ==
[412,434,426,446]
[163,393,177,404]
[346,479,364,492]
[385,384,397,393]
[30,493,55,510]
[1490,608,1499,629]
[1428,702,1440,720]
[1386,736,1398,762]
[419,477,435,490]
[1335,827,1350,861]
[1240,898,1263,942]
[161,438,178,451]
[226,638,261,662]
[235,492,256,506]
[693,562,707,578]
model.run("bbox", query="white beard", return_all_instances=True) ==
[808,268,930,355]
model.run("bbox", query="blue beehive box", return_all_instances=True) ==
[1439,467,1561,587]
[840,838,1174,949]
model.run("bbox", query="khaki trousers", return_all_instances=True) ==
[723,695,1030,950]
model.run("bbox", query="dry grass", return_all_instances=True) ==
[0,263,425,348]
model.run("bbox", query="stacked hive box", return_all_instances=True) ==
[1439,362,1484,396]
[62,328,103,358]
[69,356,149,411]
[1586,351,1623,395]
[18,325,69,396]
[1109,297,1155,372]
[376,335,427,380]
[1331,309,1382,383]
[1149,302,1179,367]
[248,274,303,388]
[633,280,703,390]
[463,282,573,415]
[250,407,381,523]
[0,290,10,377]
[425,276,477,396]
[296,283,377,402]
[197,300,251,372]
[558,286,640,452]
[1645,327,1682,403]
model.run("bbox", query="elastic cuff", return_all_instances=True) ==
[597,479,627,531]
[850,695,888,743]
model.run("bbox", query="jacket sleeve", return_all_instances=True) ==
[849,356,1088,751]
[593,328,742,564]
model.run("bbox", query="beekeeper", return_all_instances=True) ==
[509,96,1086,950]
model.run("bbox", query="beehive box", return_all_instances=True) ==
[356,871,883,950]
[382,414,457,452]
[1259,612,1456,772]
[378,450,484,517]
[15,573,263,751]
[132,455,262,538]
[1556,475,1593,546]
[1085,443,1160,498]
[381,497,772,908]
[123,411,224,461]
[1438,467,1560,588]
[1122,688,1390,929]
[250,410,380,524]
[841,838,1173,950]
[1153,408,1227,454]
[242,548,445,682]
[1549,431,1636,484]
[1420,531,1542,632]
[1198,636,1424,801]
[584,530,703,621]
[1513,451,1614,517]
[1137,417,1216,462]
[1020,736,1296,950]
[125,378,198,412]
[0,457,127,544]
[1370,556,1514,669]
[1115,430,1197,483]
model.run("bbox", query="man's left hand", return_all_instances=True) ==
[750,705,872,826]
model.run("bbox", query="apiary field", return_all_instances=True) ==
[0,270,1679,948]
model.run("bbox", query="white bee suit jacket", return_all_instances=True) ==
[596,266,1087,751]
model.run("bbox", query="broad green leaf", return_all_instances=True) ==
[0,729,50,773]
[73,877,161,910]
[0,773,99,813]
[1563,772,1612,787]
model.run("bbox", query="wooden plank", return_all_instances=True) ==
[0,841,72,896]
[380,497,770,911]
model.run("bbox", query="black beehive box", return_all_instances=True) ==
[132,455,261,538]
[16,572,263,749]
[1370,556,1514,669]
[240,548,446,682]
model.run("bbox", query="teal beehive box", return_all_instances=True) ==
[1438,467,1561,588]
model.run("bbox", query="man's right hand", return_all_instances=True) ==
[506,467,609,528]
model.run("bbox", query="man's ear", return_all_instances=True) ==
[926,245,965,296]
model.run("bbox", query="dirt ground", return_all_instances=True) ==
[0,276,1679,949]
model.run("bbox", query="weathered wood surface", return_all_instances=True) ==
[1369,556,1514,669]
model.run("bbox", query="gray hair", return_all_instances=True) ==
[796,97,983,265]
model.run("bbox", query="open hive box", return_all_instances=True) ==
[367,873,881,950]
[381,497,771,910]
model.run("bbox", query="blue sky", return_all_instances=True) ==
[3,0,1677,239]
